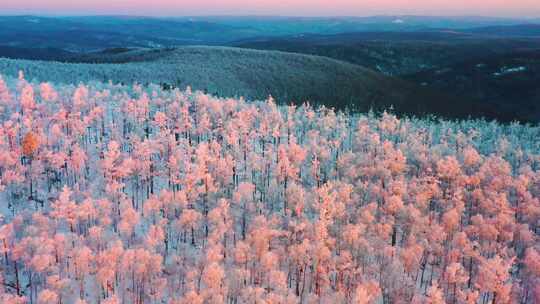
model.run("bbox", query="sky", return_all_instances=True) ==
[1,0,539,18]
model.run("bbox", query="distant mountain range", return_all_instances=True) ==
[459,24,540,37]
[0,15,539,51]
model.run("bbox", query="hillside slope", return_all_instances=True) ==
[406,50,540,122]
[0,46,499,120]
[234,31,540,75]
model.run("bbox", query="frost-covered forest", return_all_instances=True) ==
[0,47,387,109]
[0,46,500,122]
[0,72,539,304]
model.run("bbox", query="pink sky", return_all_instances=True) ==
[1,0,539,18]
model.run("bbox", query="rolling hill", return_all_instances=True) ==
[0,15,536,51]
[0,46,501,121]
[0,16,252,50]
[406,50,540,122]
[461,24,540,37]
[234,31,540,75]
[0,45,75,61]
[233,32,540,123]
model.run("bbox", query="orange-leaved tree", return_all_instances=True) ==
[22,131,39,158]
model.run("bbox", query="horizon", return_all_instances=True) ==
[2,0,540,19]
[0,13,539,20]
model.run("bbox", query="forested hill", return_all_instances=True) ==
[0,74,538,303]
[0,46,501,121]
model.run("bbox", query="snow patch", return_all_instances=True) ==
[493,66,527,77]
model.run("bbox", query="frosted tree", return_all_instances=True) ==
[0,73,537,303]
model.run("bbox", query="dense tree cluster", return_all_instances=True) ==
[0,47,503,122]
[0,73,538,304]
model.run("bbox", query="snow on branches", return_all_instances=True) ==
[0,73,538,304]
